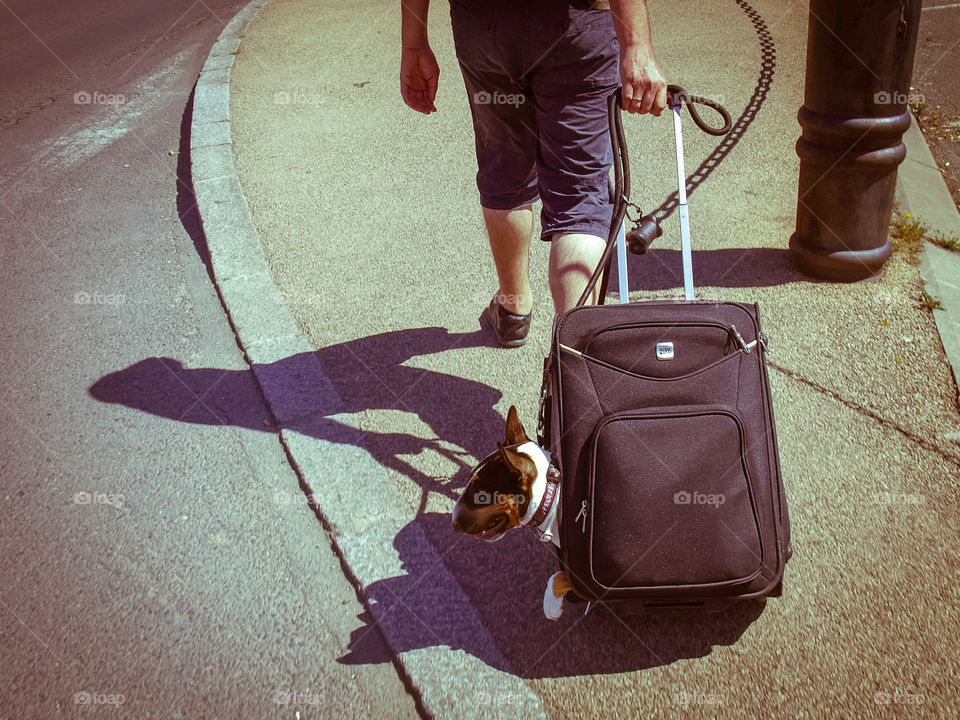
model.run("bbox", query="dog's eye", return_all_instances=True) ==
[485,519,498,531]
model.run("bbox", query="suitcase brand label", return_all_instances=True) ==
[656,342,675,360]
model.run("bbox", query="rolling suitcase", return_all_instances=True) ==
[539,87,792,611]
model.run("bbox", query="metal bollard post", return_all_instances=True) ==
[790,0,923,281]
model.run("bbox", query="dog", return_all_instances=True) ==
[451,405,574,620]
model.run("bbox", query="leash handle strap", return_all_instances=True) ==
[575,91,627,308]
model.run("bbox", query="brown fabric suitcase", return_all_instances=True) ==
[540,89,792,610]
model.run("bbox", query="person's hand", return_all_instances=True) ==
[619,44,667,116]
[400,44,440,114]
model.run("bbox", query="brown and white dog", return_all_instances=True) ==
[451,406,574,620]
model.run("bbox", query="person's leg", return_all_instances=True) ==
[449,3,539,330]
[529,8,620,314]
[549,232,607,314]
[483,205,534,315]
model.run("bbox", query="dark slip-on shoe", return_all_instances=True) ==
[484,293,531,348]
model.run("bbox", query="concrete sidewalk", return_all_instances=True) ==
[193,0,960,717]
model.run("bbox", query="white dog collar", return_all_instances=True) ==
[516,441,551,525]
[517,442,561,547]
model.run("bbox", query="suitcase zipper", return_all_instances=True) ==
[561,319,751,380]
[585,320,756,355]
[730,324,750,354]
[575,500,588,534]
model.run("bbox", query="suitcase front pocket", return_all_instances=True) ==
[587,407,763,592]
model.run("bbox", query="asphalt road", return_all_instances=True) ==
[0,1,419,717]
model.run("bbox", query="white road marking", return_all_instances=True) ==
[1,48,192,193]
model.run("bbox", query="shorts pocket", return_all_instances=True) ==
[537,10,619,89]
[449,1,497,66]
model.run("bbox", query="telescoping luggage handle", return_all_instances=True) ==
[537,87,731,449]
[577,85,732,307]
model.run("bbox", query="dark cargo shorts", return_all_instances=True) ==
[449,0,619,240]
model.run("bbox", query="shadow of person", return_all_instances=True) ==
[311,326,503,482]
[339,512,764,678]
[89,327,502,500]
[92,328,765,676]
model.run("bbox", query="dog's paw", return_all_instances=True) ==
[543,572,566,620]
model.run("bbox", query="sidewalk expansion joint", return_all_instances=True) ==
[768,360,960,469]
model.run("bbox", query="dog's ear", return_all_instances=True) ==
[497,442,518,474]
[504,405,529,445]
[497,442,534,494]
[497,441,528,475]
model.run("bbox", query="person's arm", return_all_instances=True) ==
[400,0,439,114]
[608,0,667,115]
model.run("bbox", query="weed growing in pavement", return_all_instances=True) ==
[909,99,926,120]
[890,208,960,260]
[930,230,960,252]
[890,210,926,259]
[917,290,944,312]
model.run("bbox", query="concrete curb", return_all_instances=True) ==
[897,117,960,401]
[188,3,546,718]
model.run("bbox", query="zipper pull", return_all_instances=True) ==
[730,324,751,354]
[758,331,769,353]
[575,500,588,533]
